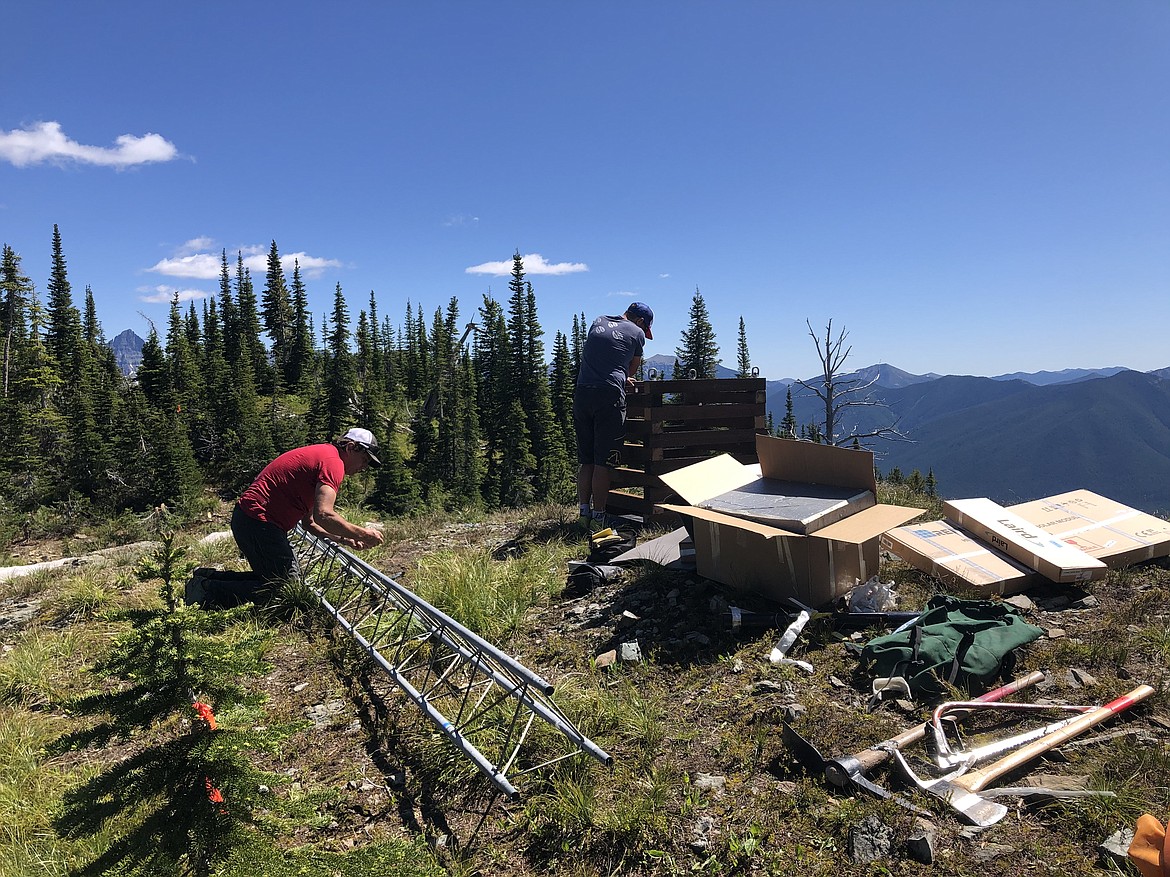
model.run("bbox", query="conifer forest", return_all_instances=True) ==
[0,227,620,527]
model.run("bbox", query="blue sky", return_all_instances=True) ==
[3,1,1168,380]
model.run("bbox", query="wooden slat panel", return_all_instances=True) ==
[626,416,764,436]
[605,490,678,523]
[625,402,763,420]
[631,390,766,408]
[618,444,664,462]
[642,428,759,449]
[631,378,765,394]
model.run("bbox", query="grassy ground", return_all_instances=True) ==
[0,496,1167,876]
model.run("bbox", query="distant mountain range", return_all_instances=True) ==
[762,363,1170,515]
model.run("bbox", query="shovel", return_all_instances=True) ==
[783,670,1046,807]
[889,684,1153,826]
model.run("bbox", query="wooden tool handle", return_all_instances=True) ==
[852,670,1048,772]
[959,684,1154,793]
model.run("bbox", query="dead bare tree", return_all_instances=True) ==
[795,319,908,447]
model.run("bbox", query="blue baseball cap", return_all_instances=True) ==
[627,302,654,339]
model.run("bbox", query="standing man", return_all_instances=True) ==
[573,303,653,529]
[202,428,386,606]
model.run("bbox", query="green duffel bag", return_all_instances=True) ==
[859,594,1045,700]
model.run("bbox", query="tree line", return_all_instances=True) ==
[0,229,743,526]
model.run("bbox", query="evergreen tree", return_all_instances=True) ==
[218,251,240,366]
[136,328,172,411]
[549,330,576,460]
[261,240,292,376]
[570,312,586,384]
[166,293,203,426]
[370,425,421,515]
[70,288,121,507]
[451,350,484,505]
[1,244,34,398]
[321,282,357,439]
[474,295,510,507]
[735,316,752,377]
[234,252,270,393]
[675,288,720,379]
[413,307,451,500]
[780,386,797,438]
[45,224,83,381]
[907,469,925,493]
[354,307,387,428]
[286,260,314,389]
[1,291,68,507]
[198,295,232,473]
[221,340,273,493]
[505,255,563,499]
[497,394,535,507]
[83,286,106,346]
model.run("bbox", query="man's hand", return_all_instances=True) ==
[351,526,384,550]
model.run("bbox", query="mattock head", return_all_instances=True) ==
[781,721,829,773]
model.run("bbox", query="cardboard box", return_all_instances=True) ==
[1007,489,1170,569]
[942,498,1107,584]
[657,435,923,606]
[880,521,1039,596]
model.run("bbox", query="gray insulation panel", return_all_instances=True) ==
[698,479,875,534]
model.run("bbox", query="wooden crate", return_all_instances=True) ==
[606,377,767,524]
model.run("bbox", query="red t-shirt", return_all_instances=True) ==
[238,443,345,532]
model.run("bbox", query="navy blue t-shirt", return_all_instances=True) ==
[576,315,646,394]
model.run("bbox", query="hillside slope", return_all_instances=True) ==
[770,370,1170,513]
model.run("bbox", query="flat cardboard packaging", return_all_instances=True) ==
[658,435,923,606]
[880,521,1039,596]
[1007,489,1170,569]
[942,498,1107,584]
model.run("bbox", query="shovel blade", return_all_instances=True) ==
[934,779,1009,827]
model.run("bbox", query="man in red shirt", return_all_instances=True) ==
[193,428,386,606]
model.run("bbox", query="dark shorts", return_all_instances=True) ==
[573,385,626,467]
[230,504,302,586]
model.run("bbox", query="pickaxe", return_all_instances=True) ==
[782,670,1046,807]
[888,683,1153,826]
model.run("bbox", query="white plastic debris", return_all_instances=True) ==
[848,576,899,613]
[768,609,814,674]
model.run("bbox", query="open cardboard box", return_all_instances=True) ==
[657,435,923,607]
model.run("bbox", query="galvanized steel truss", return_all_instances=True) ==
[290,527,612,798]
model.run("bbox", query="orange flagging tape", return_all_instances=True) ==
[191,701,217,731]
[204,777,227,813]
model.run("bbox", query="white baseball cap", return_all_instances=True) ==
[341,427,382,466]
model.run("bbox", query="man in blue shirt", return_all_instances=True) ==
[573,302,654,528]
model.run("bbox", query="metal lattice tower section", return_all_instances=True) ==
[290,527,612,799]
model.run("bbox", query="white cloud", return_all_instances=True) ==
[138,285,210,305]
[178,237,216,255]
[279,252,343,278]
[148,253,222,280]
[465,253,588,277]
[443,214,480,227]
[0,121,179,168]
[147,246,342,281]
[610,290,637,298]
[659,273,670,279]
